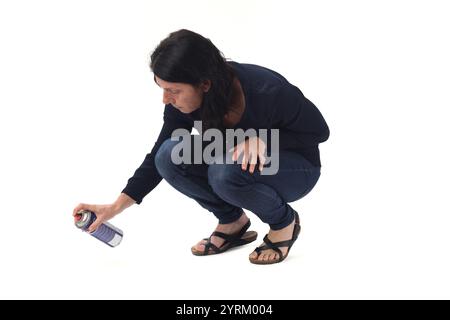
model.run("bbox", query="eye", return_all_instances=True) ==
[165,89,180,95]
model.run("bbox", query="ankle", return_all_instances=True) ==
[270,219,295,234]
[220,212,248,226]
[216,214,248,233]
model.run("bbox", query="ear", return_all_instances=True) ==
[201,80,211,93]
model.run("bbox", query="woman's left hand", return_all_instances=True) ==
[232,136,266,174]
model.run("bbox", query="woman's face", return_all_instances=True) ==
[154,75,210,114]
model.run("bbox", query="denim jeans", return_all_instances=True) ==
[154,137,321,230]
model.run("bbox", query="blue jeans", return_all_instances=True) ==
[154,137,321,230]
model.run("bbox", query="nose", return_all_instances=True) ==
[163,91,174,105]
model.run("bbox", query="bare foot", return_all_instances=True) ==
[249,218,296,262]
[192,212,249,254]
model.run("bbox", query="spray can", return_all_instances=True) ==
[75,209,123,247]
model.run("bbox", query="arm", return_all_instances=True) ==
[121,105,194,204]
[112,193,136,213]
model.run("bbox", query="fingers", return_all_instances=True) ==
[73,203,95,216]
[257,138,266,172]
[248,152,258,174]
[233,138,267,174]
[242,140,258,171]
[232,144,242,161]
[241,148,249,171]
[73,203,85,216]
[235,139,250,171]
[88,219,102,233]
[258,154,266,172]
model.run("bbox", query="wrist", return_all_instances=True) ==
[111,202,123,215]
[112,193,135,214]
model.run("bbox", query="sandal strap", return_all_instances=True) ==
[203,220,251,254]
[203,238,220,254]
[265,224,301,247]
[254,235,283,258]
[294,211,300,225]
[212,231,234,242]
[211,220,251,247]
[252,213,301,259]
[253,223,301,257]
[254,244,270,253]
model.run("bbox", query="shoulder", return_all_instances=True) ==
[229,61,290,97]
[229,61,288,84]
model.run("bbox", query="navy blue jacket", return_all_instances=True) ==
[122,61,330,204]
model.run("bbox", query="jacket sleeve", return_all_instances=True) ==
[269,84,330,151]
[121,105,193,204]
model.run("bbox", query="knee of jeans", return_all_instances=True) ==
[207,163,242,194]
[155,138,178,178]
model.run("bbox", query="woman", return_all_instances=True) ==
[73,29,329,265]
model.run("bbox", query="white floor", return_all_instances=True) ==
[2,175,450,300]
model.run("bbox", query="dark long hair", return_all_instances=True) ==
[150,29,235,132]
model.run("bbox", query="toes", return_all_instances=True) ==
[194,240,208,252]
[254,250,280,262]
[258,251,269,261]
[250,246,283,262]
[259,252,268,261]
[249,251,258,259]
[195,244,205,251]
[269,252,277,261]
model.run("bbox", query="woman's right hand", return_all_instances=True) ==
[72,203,120,233]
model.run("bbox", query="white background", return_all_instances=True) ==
[0,0,449,299]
